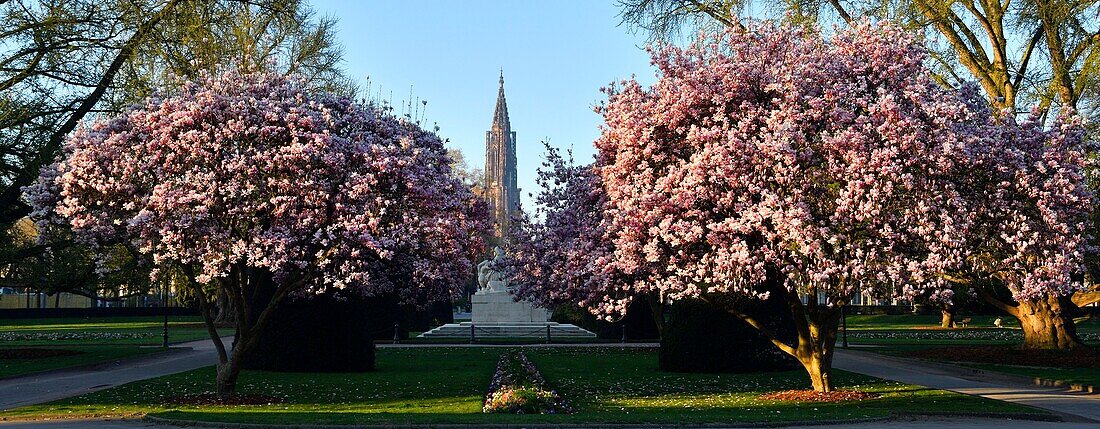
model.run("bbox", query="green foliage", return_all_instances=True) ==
[240,292,384,373]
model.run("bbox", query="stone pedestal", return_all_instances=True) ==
[471,290,549,323]
[418,289,594,340]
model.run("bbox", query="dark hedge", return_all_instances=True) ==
[241,291,452,372]
[659,293,798,373]
[551,298,660,340]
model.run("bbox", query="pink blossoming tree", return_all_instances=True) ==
[941,106,1094,349]
[503,144,659,330]
[26,72,490,395]
[592,20,1092,392]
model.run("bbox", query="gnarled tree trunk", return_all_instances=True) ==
[980,288,1082,350]
[797,345,834,393]
[1016,296,1081,350]
[212,288,236,325]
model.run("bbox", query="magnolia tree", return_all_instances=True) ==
[27,72,490,395]
[592,21,1054,392]
[503,144,662,329]
[943,108,1094,349]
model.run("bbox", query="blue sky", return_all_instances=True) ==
[308,0,655,208]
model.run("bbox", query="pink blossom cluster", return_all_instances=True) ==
[504,145,634,317]
[944,102,1094,301]
[26,71,490,302]
[517,20,1093,318]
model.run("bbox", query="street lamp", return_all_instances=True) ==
[162,280,169,348]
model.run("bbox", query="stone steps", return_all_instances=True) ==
[418,322,595,339]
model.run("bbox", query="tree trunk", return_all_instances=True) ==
[215,360,240,396]
[797,351,833,393]
[1016,296,1082,350]
[723,286,843,393]
[791,291,841,393]
[213,288,237,325]
[940,306,956,328]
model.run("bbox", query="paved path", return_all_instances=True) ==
[0,337,229,412]
[833,348,1100,423]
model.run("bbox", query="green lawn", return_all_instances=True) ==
[0,345,168,379]
[842,315,1098,347]
[0,347,1051,425]
[0,316,231,379]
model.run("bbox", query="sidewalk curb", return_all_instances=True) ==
[143,415,893,429]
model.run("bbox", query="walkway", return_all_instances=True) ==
[833,348,1100,423]
[0,337,229,412]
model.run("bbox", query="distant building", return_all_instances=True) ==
[484,72,521,238]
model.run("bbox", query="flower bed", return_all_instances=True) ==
[483,350,571,414]
[0,332,157,342]
[848,329,1099,343]
[908,346,1100,368]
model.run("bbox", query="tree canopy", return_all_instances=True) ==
[27,71,491,394]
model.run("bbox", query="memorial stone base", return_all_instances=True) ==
[418,290,594,340]
[471,290,549,323]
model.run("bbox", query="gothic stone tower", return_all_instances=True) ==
[485,72,520,238]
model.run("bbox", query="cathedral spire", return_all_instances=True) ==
[492,70,510,131]
[485,71,520,239]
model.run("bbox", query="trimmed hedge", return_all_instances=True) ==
[659,293,798,373]
[551,299,660,340]
[241,291,379,372]
[241,287,454,372]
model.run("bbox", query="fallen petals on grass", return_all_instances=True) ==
[759,390,880,403]
[164,393,284,406]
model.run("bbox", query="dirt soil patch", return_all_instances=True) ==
[759,389,880,402]
[909,346,1100,368]
[0,348,83,359]
[165,393,284,406]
